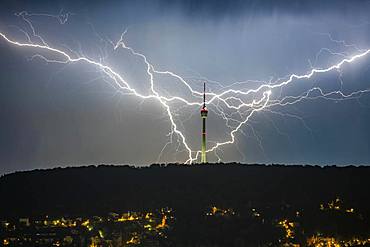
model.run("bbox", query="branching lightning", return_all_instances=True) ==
[1,12,370,164]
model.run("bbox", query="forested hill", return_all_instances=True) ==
[0,164,369,218]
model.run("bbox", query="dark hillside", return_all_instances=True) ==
[1,164,370,246]
[1,164,369,217]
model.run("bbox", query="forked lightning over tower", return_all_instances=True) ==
[1,12,370,164]
[201,82,208,163]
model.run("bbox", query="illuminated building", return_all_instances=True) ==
[19,218,30,227]
[200,82,208,163]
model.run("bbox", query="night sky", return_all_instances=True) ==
[1,0,370,174]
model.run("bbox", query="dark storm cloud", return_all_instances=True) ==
[1,0,370,174]
[1,0,369,15]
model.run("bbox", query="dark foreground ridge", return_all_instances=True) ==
[1,163,370,246]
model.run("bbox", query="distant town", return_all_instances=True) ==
[1,208,173,246]
[1,164,370,246]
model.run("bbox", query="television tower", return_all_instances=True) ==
[200,82,208,163]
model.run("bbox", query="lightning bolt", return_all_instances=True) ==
[1,12,370,164]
